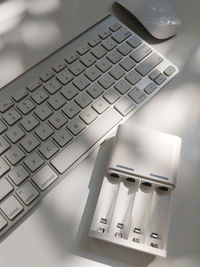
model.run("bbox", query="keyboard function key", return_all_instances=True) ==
[53,60,67,73]
[0,195,23,220]
[20,115,39,132]
[8,165,29,185]
[26,79,42,92]
[99,29,112,39]
[32,165,58,191]
[163,65,176,76]
[5,146,25,165]
[53,129,72,147]
[39,141,59,159]
[65,52,79,64]
[114,96,136,116]
[128,87,147,104]
[24,152,44,172]
[0,158,10,177]
[0,178,13,201]
[20,134,40,153]
[13,89,28,102]
[40,69,55,82]
[88,37,101,47]
[16,182,39,205]
[109,22,122,32]
[77,44,90,55]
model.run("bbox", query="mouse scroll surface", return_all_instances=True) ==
[116,0,181,39]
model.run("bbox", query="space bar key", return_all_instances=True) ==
[51,109,122,174]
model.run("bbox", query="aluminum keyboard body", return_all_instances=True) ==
[0,15,178,238]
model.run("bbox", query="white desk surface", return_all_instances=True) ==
[0,0,200,266]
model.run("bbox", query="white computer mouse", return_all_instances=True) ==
[116,0,181,39]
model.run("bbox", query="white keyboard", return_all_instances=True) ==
[0,15,178,238]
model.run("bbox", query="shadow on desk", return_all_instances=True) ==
[71,138,155,267]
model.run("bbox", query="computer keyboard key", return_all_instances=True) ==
[130,43,152,63]
[92,97,109,114]
[17,99,35,115]
[164,66,176,76]
[53,129,72,147]
[99,29,112,39]
[106,50,122,64]
[109,22,122,32]
[5,146,25,165]
[60,84,79,100]
[3,109,22,126]
[0,99,14,113]
[67,117,86,136]
[117,42,133,56]
[44,79,62,95]
[26,79,42,92]
[112,28,131,43]
[0,215,7,231]
[103,88,120,104]
[21,134,40,153]
[68,61,85,76]
[51,109,122,174]
[48,93,66,110]
[148,69,161,81]
[73,74,90,90]
[114,79,131,94]
[114,96,136,116]
[0,137,11,155]
[40,69,55,82]
[91,45,107,59]
[87,83,104,99]
[80,52,96,67]
[109,65,125,80]
[85,66,101,82]
[98,74,114,89]
[119,57,135,71]
[127,35,142,48]
[80,107,98,125]
[39,141,59,159]
[0,195,23,220]
[31,89,49,104]
[0,178,13,201]
[125,70,142,85]
[62,102,81,119]
[48,112,68,130]
[128,87,147,104]
[52,60,67,73]
[102,37,117,51]
[13,89,28,102]
[16,182,39,205]
[75,92,92,108]
[8,165,30,185]
[0,120,7,134]
[77,44,91,55]
[88,37,101,47]
[34,104,53,121]
[20,115,39,132]
[0,158,10,177]
[95,57,112,73]
[65,52,79,64]
[32,165,58,191]
[56,69,74,85]
[24,152,44,172]
[136,53,163,76]
[144,82,157,95]
[155,74,166,85]
[35,124,54,141]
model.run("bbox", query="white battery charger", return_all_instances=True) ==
[89,124,182,257]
